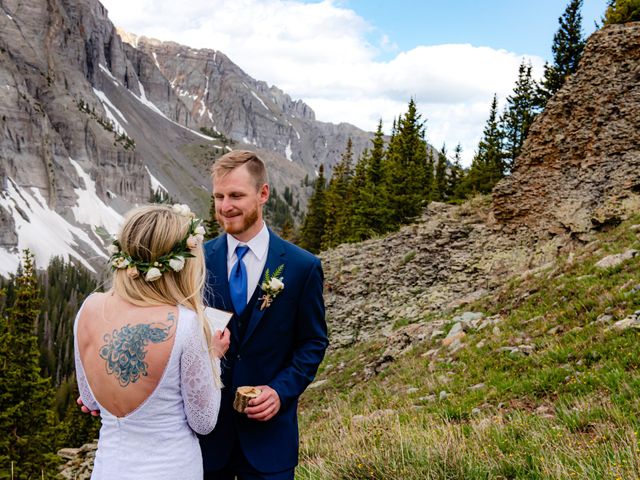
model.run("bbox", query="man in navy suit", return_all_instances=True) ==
[200,150,328,479]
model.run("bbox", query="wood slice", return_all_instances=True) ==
[233,386,262,413]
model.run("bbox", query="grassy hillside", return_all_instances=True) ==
[297,215,640,479]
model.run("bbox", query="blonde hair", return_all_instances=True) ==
[112,204,214,357]
[211,150,267,189]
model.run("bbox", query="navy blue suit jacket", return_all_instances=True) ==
[199,229,328,473]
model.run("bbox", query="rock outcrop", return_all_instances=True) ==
[493,23,640,238]
[320,200,565,348]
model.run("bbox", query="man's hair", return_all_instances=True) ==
[211,150,267,189]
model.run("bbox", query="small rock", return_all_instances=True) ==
[609,314,640,331]
[442,330,465,347]
[308,379,328,389]
[595,249,638,269]
[419,394,437,403]
[439,391,448,400]
[469,383,486,391]
[407,387,419,394]
[596,314,615,324]
[57,448,80,460]
[547,325,563,335]
[422,348,440,358]
[472,408,482,415]
[431,329,445,339]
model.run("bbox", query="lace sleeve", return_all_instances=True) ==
[180,316,222,435]
[73,311,100,412]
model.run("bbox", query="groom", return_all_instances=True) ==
[201,150,328,479]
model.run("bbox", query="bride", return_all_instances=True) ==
[74,204,230,479]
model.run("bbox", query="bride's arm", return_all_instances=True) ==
[74,318,100,413]
[180,316,222,435]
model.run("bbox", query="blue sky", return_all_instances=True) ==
[342,0,608,61]
[102,0,609,165]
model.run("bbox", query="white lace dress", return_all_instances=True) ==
[74,304,221,479]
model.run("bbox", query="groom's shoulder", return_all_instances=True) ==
[204,233,225,253]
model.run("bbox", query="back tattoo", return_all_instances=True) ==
[99,312,175,387]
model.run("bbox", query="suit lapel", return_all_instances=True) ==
[241,230,286,347]
[205,235,240,340]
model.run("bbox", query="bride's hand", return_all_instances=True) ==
[211,328,230,358]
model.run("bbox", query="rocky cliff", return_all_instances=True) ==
[492,23,640,238]
[0,0,374,276]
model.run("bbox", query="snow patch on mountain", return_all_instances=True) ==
[0,178,110,276]
[134,80,211,140]
[145,166,168,193]
[93,88,128,136]
[68,158,123,235]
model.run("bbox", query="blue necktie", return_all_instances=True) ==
[230,245,250,315]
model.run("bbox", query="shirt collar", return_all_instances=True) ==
[226,222,269,261]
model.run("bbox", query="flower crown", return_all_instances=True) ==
[107,204,206,282]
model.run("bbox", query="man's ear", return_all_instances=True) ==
[259,183,270,205]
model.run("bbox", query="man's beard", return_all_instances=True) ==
[216,206,259,236]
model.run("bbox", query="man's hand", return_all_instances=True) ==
[245,385,280,421]
[77,396,100,416]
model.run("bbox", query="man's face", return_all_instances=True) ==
[213,164,269,240]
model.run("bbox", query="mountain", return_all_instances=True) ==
[0,0,374,277]
[117,30,374,178]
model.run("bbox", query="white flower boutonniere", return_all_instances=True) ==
[259,264,285,310]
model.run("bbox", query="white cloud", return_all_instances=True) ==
[101,0,544,165]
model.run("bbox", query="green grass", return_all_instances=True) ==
[297,214,640,479]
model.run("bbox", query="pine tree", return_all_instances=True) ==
[322,139,354,249]
[462,95,505,194]
[366,120,385,186]
[446,143,466,201]
[204,195,221,240]
[604,0,640,24]
[384,99,430,224]
[501,62,539,170]
[433,144,448,201]
[0,251,60,478]
[538,0,586,106]
[344,151,370,243]
[299,165,327,253]
[363,121,395,234]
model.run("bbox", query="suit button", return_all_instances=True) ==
[237,354,241,360]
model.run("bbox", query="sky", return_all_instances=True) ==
[100,0,608,165]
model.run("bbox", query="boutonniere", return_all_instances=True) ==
[259,264,285,310]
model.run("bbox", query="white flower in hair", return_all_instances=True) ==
[107,244,120,255]
[145,267,162,282]
[112,257,130,269]
[169,256,185,272]
[195,225,206,236]
[186,235,199,249]
[171,203,193,217]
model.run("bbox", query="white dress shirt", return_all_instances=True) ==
[226,222,270,304]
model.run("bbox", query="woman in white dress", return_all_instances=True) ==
[74,204,230,479]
